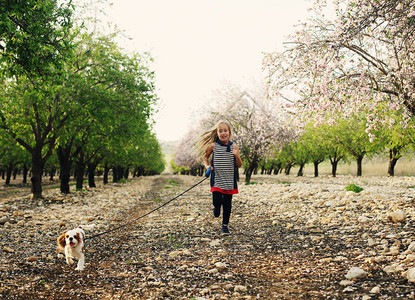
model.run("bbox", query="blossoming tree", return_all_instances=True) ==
[264,0,415,136]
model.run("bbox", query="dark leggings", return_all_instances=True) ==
[212,191,233,225]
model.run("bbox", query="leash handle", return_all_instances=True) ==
[205,166,211,178]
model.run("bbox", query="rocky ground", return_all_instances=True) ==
[1,174,415,299]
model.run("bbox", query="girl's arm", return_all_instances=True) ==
[203,143,214,170]
[233,144,243,168]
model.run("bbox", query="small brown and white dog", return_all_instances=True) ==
[57,226,85,271]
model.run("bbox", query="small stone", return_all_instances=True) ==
[3,246,14,253]
[387,246,399,255]
[387,210,406,223]
[234,285,247,292]
[358,216,370,223]
[200,288,209,295]
[405,254,415,262]
[383,265,396,274]
[26,257,37,262]
[168,250,181,258]
[339,280,353,286]
[345,267,366,279]
[182,249,191,255]
[407,267,415,283]
[209,239,221,247]
[343,286,355,293]
[368,238,376,247]
[0,217,13,225]
[406,241,415,253]
[214,262,228,272]
[370,286,380,294]
[362,295,371,300]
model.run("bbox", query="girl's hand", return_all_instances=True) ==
[233,145,243,168]
[233,147,240,158]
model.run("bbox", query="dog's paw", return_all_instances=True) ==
[67,258,74,265]
[75,266,84,271]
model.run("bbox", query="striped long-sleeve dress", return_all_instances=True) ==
[210,140,238,195]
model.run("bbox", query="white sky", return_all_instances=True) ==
[108,0,313,141]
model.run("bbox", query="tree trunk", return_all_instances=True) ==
[103,164,109,184]
[356,155,364,177]
[5,165,13,185]
[88,163,97,188]
[297,164,304,177]
[331,161,338,177]
[75,153,85,190]
[57,147,72,194]
[388,149,400,177]
[31,150,43,199]
[245,159,258,183]
[123,168,129,179]
[49,168,56,181]
[22,164,28,184]
[314,161,319,177]
[284,164,292,175]
[273,163,282,175]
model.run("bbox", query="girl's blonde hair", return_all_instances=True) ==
[197,120,232,154]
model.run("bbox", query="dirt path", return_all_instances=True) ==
[1,174,414,299]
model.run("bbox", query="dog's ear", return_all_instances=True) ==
[57,233,66,248]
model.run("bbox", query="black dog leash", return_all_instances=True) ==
[85,172,210,240]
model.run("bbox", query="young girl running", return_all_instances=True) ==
[198,121,243,234]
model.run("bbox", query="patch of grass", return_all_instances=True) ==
[408,185,415,189]
[245,181,258,185]
[280,181,291,185]
[345,183,363,193]
[164,180,179,189]
[6,190,20,195]
[166,180,179,186]
[154,198,163,203]
[167,234,185,249]
[118,179,130,183]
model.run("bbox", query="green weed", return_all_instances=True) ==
[245,181,258,185]
[166,180,179,186]
[345,183,363,193]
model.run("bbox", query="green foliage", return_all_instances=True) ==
[0,0,75,77]
[345,183,364,193]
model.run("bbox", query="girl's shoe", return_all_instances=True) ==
[221,224,230,235]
